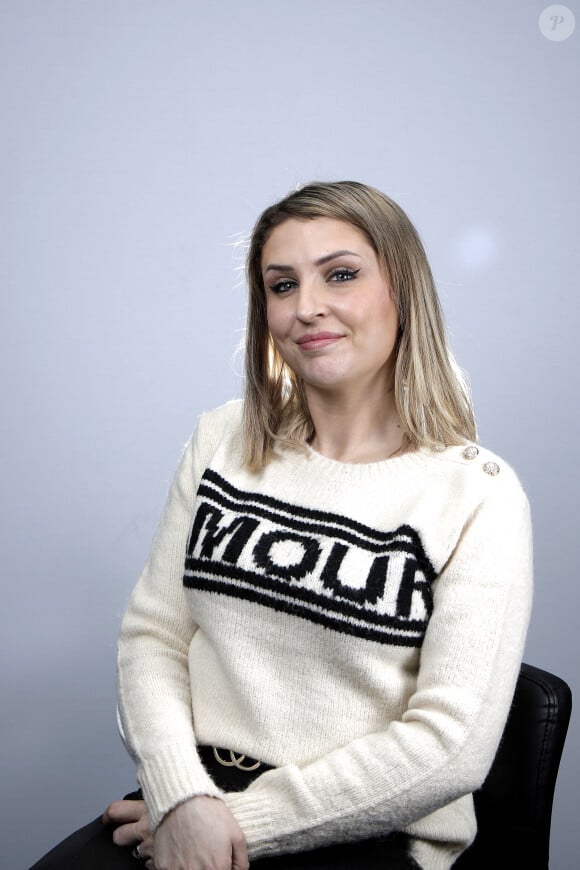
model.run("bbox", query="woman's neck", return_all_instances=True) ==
[305,386,406,464]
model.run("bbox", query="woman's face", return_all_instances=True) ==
[262,217,399,399]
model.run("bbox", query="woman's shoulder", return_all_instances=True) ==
[187,399,244,464]
[198,398,243,431]
[425,441,529,506]
[182,399,243,480]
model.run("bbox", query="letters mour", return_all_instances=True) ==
[184,470,436,646]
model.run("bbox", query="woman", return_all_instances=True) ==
[32,181,532,870]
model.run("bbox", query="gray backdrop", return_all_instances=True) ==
[1,1,578,867]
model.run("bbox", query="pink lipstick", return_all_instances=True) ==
[296,332,343,351]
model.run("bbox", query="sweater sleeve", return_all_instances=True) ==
[117,414,225,830]
[223,471,533,859]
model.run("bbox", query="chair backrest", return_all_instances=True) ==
[455,663,572,869]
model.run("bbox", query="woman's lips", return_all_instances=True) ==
[296,332,343,351]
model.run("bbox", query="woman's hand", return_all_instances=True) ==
[154,795,249,870]
[103,798,155,867]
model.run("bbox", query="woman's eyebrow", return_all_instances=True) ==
[264,250,361,274]
[315,250,361,266]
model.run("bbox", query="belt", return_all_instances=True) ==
[197,745,273,793]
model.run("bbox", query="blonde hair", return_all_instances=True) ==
[243,181,476,470]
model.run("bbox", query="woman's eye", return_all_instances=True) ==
[270,279,296,295]
[329,268,360,283]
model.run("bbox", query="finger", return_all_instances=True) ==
[135,836,155,864]
[112,821,142,847]
[103,799,146,825]
[112,806,152,848]
[231,833,250,870]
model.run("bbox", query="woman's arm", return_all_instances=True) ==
[117,429,223,829]
[104,796,249,870]
[117,403,252,869]
[222,475,533,860]
[117,404,243,831]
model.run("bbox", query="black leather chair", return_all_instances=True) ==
[455,663,572,869]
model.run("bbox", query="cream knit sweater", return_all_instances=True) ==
[117,400,532,870]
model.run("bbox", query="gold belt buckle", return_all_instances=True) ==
[212,746,261,771]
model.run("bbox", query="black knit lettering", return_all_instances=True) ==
[184,471,436,647]
[253,530,321,581]
[188,502,259,563]
[321,544,389,606]
[396,556,433,619]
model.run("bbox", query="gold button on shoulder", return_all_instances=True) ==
[483,461,500,476]
[462,445,479,460]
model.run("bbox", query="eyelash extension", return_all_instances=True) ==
[269,267,360,295]
[269,279,297,295]
[329,267,360,282]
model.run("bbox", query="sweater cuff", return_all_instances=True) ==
[138,744,224,831]
[223,790,279,858]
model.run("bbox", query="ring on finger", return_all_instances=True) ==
[132,843,146,861]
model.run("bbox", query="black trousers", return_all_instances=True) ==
[30,818,418,869]
[30,749,420,870]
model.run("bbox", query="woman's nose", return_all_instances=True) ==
[296,280,327,322]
